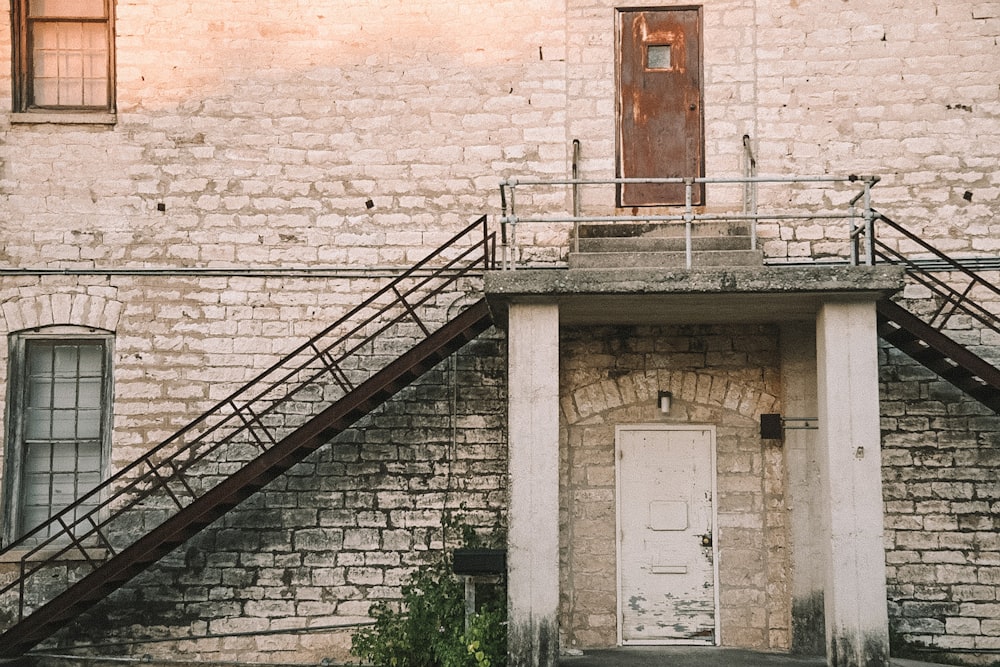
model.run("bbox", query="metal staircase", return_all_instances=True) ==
[862,212,1000,412]
[0,217,496,658]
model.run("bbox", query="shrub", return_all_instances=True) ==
[351,550,506,667]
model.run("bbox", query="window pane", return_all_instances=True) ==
[24,444,53,474]
[78,344,104,373]
[648,44,672,69]
[58,79,85,106]
[77,409,101,439]
[51,409,78,439]
[29,0,106,18]
[53,378,78,407]
[83,78,108,105]
[78,441,102,468]
[59,24,84,51]
[78,377,102,408]
[50,473,77,501]
[51,445,78,472]
[28,345,53,375]
[33,80,61,106]
[23,474,52,504]
[29,379,53,408]
[83,52,107,78]
[53,345,79,374]
[21,507,50,536]
[25,407,53,439]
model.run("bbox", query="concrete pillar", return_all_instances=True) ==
[815,301,890,667]
[507,303,560,667]
[780,322,825,655]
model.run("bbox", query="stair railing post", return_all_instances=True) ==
[572,139,581,255]
[742,135,758,251]
[508,180,518,270]
[499,181,511,271]
[684,179,694,270]
[863,178,876,266]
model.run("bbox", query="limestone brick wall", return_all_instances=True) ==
[0,275,506,662]
[530,0,999,265]
[559,325,789,651]
[0,0,567,269]
[880,342,1000,662]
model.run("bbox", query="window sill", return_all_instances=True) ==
[0,546,109,563]
[10,111,117,126]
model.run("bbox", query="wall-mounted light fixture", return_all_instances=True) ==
[658,390,673,415]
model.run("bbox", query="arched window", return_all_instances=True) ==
[4,326,114,544]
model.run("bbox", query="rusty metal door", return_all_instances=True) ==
[617,425,718,644]
[617,8,704,206]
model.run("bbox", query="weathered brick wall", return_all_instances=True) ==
[554,0,1000,265]
[0,276,506,662]
[53,336,506,663]
[880,328,1000,661]
[0,0,998,660]
[559,325,789,651]
[0,0,567,269]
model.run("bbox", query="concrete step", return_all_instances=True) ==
[568,249,764,269]
[578,221,751,239]
[577,236,752,253]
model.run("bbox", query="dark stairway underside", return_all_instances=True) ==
[0,300,492,659]
[0,217,496,659]
[877,298,1000,413]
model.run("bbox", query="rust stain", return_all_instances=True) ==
[618,8,703,206]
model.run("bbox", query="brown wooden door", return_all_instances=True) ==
[617,7,704,207]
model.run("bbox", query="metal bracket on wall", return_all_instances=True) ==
[760,414,819,440]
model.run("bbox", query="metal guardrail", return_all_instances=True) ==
[864,212,1000,336]
[0,216,496,623]
[497,173,880,270]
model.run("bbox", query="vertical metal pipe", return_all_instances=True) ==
[510,185,518,271]
[685,179,694,270]
[742,135,759,251]
[849,203,860,267]
[863,180,875,266]
[499,181,509,270]
[572,139,581,254]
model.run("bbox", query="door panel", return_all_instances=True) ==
[617,8,704,206]
[617,426,717,644]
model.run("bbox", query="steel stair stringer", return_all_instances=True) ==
[0,298,494,660]
[876,297,1000,413]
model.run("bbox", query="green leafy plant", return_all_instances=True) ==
[462,606,506,667]
[351,520,506,667]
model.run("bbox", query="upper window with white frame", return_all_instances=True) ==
[11,0,116,113]
[3,328,114,545]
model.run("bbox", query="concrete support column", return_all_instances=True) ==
[816,301,890,667]
[507,303,560,667]
[780,322,825,655]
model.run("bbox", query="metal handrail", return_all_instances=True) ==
[865,212,1000,335]
[498,173,879,270]
[0,216,496,621]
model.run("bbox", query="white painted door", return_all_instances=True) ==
[617,425,718,645]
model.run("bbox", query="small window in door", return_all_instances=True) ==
[617,7,704,206]
[646,44,672,70]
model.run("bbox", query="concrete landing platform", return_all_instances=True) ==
[559,646,953,667]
